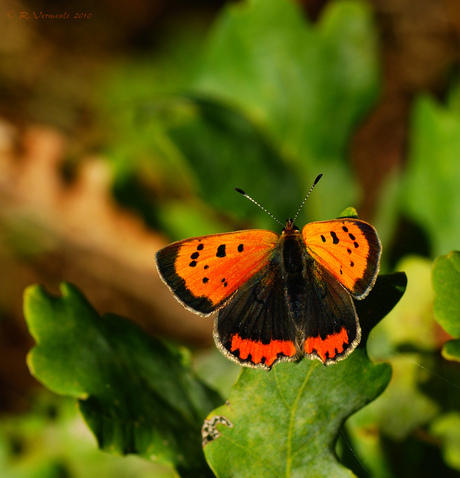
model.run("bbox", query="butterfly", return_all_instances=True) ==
[155,175,381,369]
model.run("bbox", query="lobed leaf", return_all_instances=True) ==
[24,283,222,477]
[432,251,460,362]
[203,349,391,477]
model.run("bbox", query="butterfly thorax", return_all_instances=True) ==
[280,220,304,273]
[279,219,311,327]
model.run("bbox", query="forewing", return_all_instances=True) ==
[215,263,299,370]
[302,219,381,299]
[155,230,279,315]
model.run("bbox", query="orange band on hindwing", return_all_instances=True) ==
[305,328,350,363]
[230,334,297,368]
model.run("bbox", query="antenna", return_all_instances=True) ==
[234,188,284,227]
[292,173,323,223]
[235,173,323,227]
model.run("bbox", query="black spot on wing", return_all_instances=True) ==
[330,231,339,244]
[216,244,226,258]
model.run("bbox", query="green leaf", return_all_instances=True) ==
[337,207,359,219]
[200,273,403,476]
[433,251,460,336]
[442,340,460,361]
[182,0,379,221]
[403,94,460,256]
[432,251,460,362]
[430,412,460,471]
[355,272,407,345]
[24,283,222,478]
[203,349,391,477]
[368,256,436,359]
[361,259,442,443]
[353,353,439,442]
[166,96,305,227]
[192,0,378,166]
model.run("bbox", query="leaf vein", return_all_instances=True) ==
[285,362,318,476]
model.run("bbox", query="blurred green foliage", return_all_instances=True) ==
[402,95,460,258]
[99,0,380,239]
[0,393,172,478]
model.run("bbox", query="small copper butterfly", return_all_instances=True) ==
[155,175,381,369]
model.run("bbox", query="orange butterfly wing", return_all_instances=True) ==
[302,218,381,299]
[155,230,279,315]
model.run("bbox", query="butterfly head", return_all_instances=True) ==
[282,219,300,235]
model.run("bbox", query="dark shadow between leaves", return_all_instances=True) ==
[355,272,407,347]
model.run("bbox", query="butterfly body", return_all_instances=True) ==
[156,214,381,370]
